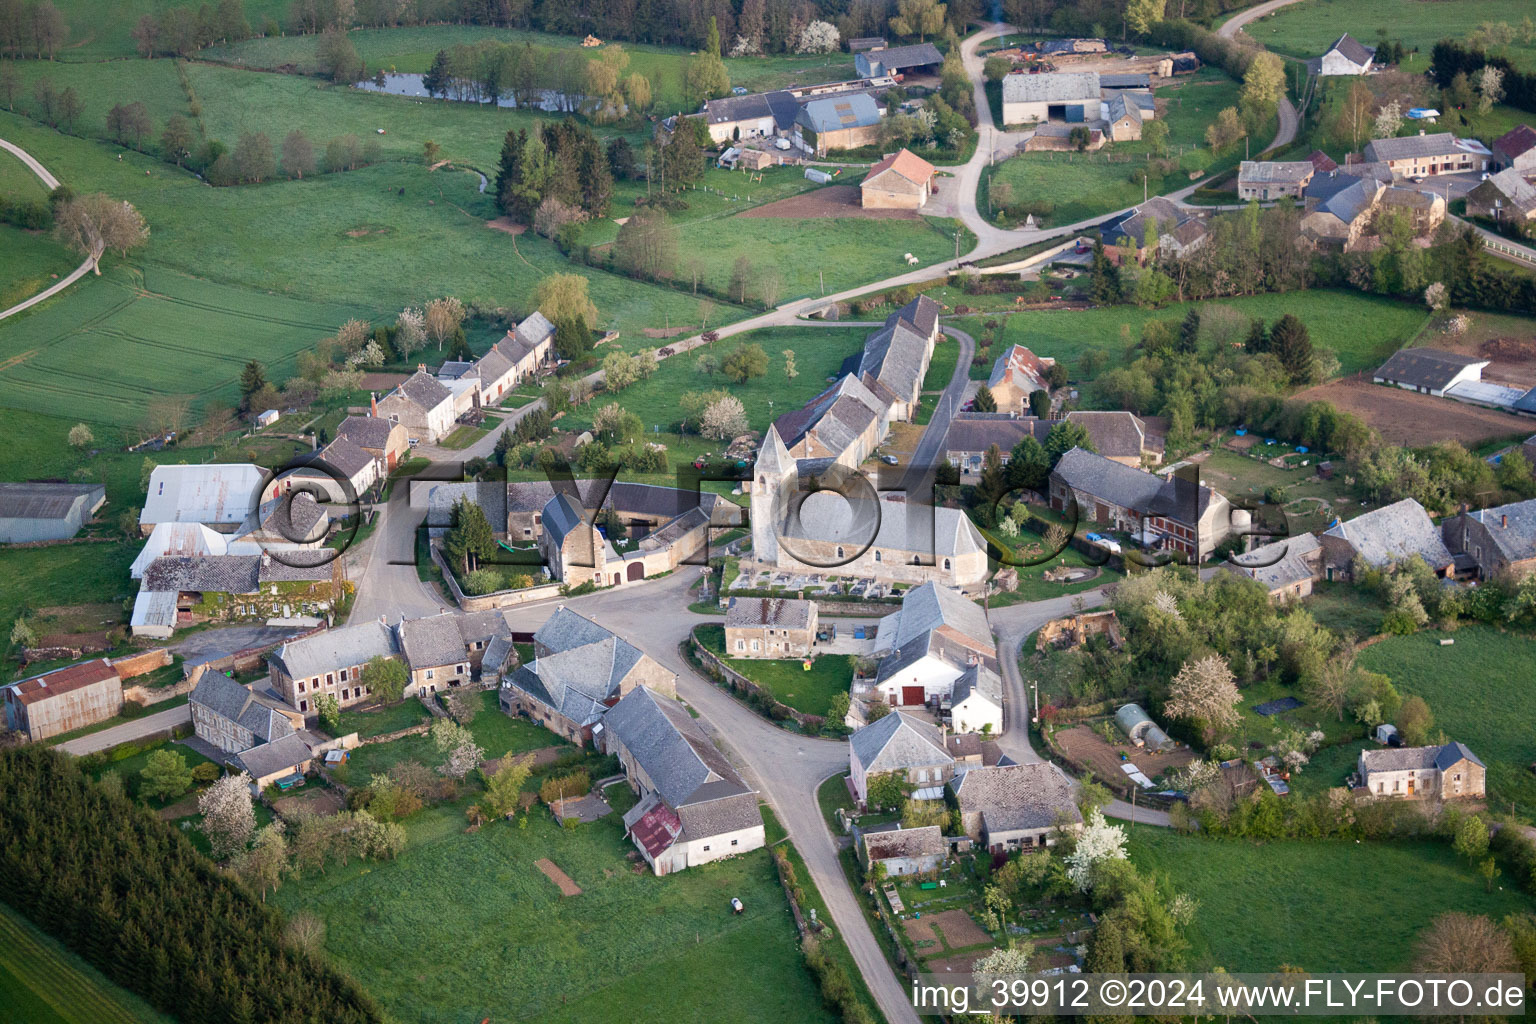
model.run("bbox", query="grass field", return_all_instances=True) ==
[336,698,434,739]
[273,794,833,1024]
[40,0,289,58]
[1245,0,1536,73]
[0,901,173,1024]
[1129,830,1532,972]
[695,623,853,718]
[0,145,52,201]
[0,225,79,310]
[576,166,823,250]
[335,691,557,781]
[1357,626,1536,814]
[0,541,137,647]
[952,289,1429,381]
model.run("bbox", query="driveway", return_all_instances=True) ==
[1216,0,1304,151]
[54,703,192,756]
[172,623,310,663]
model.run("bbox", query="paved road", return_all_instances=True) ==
[0,136,96,322]
[348,484,452,623]
[55,703,192,756]
[1217,0,1305,151]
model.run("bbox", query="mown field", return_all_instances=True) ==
[0,146,52,201]
[1129,830,1532,972]
[952,289,1429,380]
[1357,626,1536,815]
[273,794,832,1024]
[1244,0,1536,73]
[0,901,173,1024]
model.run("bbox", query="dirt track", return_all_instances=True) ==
[536,857,582,896]
[739,185,922,221]
[1294,378,1530,447]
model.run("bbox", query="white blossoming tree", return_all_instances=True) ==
[701,394,748,440]
[1064,808,1127,892]
[199,772,257,859]
[395,306,427,357]
[973,943,1032,990]
[1164,654,1242,743]
[797,20,840,54]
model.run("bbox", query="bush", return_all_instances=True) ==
[191,762,221,784]
[539,770,591,805]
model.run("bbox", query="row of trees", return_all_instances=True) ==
[0,0,67,59]
[130,0,253,57]
[423,38,652,123]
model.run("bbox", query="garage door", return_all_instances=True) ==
[627,561,644,581]
[901,686,925,706]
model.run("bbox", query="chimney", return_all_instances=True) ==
[417,363,426,373]
[1502,514,1509,528]
[370,392,378,417]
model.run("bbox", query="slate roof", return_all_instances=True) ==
[703,90,798,131]
[541,492,587,550]
[398,613,468,669]
[1360,741,1484,776]
[131,522,233,578]
[423,481,507,536]
[8,659,118,706]
[513,311,556,350]
[1100,73,1150,89]
[1104,93,1142,125]
[1002,71,1100,104]
[1494,124,1536,163]
[191,674,296,744]
[862,42,942,70]
[1464,499,1536,563]
[860,319,931,402]
[1052,446,1165,510]
[234,732,313,779]
[850,711,952,774]
[1063,412,1149,460]
[143,555,261,594]
[951,664,1002,707]
[944,412,1150,461]
[726,597,815,630]
[885,294,941,339]
[1325,33,1374,68]
[779,495,986,558]
[772,373,886,458]
[798,93,881,133]
[1100,196,1193,247]
[1374,347,1485,390]
[270,620,398,680]
[1363,132,1466,163]
[1473,168,1536,214]
[316,436,375,480]
[337,415,396,451]
[1221,533,1321,590]
[1314,176,1382,226]
[388,370,453,412]
[863,825,946,862]
[534,606,618,653]
[943,416,1039,456]
[1323,498,1454,570]
[604,686,754,809]
[0,482,103,521]
[1304,169,1366,203]
[951,763,1081,834]
[1239,160,1314,184]
[880,581,993,652]
[861,149,935,188]
[507,633,644,728]
[142,464,266,528]
[246,493,327,544]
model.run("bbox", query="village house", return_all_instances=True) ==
[376,369,457,444]
[796,93,883,156]
[1361,132,1492,179]
[337,410,410,474]
[1377,185,1447,234]
[602,685,765,875]
[724,597,818,658]
[1315,32,1373,76]
[0,481,105,543]
[438,313,556,407]
[1099,197,1209,258]
[1465,168,1536,224]
[1220,532,1323,600]
[1493,125,1536,172]
[871,581,997,711]
[771,374,891,469]
[848,710,954,806]
[860,319,935,419]
[855,41,942,79]
[986,345,1055,415]
[1444,499,1536,580]
[1049,447,1232,560]
[1001,71,1100,125]
[860,149,935,210]
[1237,160,1315,200]
[1300,175,1385,247]
[950,762,1082,853]
[3,659,123,741]
[701,90,799,145]
[501,606,675,746]
[398,612,472,694]
[140,464,266,536]
[859,825,947,876]
[1319,498,1454,580]
[948,664,1003,735]
[268,619,400,713]
[1100,93,1143,142]
[501,478,741,546]
[943,410,1160,478]
[271,437,378,505]
[1358,741,1485,800]
[231,733,319,793]
[190,672,304,755]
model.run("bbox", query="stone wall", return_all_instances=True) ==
[111,648,173,679]
[689,628,825,733]
[432,542,565,610]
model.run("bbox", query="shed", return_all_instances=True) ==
[1115,702,1173,751]
[256,409,280,427]
[1375,723,1399,744]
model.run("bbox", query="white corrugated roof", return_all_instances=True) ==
[141,464,266,528]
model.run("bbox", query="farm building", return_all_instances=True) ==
[1315,33,1373,76]
[987,344,1056,414]
[859,148,935,210]
[268,619,400,713]
[796,93,883,156]
[724,597,818,658]
[942,410,1162,476]
[1373,348,1489,397]
[602,685,765,875]
[771,373,891,469]
[0,481,105,543]
[701,90,799,146]
[1049,447,1231,560]
[848,711,954,805]
[1492,124,1536,172]
[337,410,409,474]
[1237,160,1315,200]
[4,659,123,741]
[855,42,942,79]
[140,464,266,536]
[376,369,456,444]
[1465,168,1536,223]
[1444,499,1536,580]
[949,763,1082,853]
[1360,132,1492,179]
[847,36,886,53]
[1100,197,1209,258]
[859,825,947,875]
[1219,533,1323,601]
[1319,498,1454,579]
[1357,742,1484,800]
[1101,93,1143,142]
[1115,702,1174,752]
[232,732,319,792]
[1001,71,1100,125]
[870,582,997,710]
[948,664,1002,735]
[437,313,555,407]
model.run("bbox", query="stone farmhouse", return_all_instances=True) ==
[1237,160,1315,200]
[1220,532,1323,601]
[848,710,954,806]
[535,484,742,589]
[950,762,1082,853]
[1361,132,1492,179]
[130,549,335,640]
[376,369,456,444]
[603,685,765,875]
[398,612,474,694]
[1298,166,1447,249]
[860,149,936,210]
[502,606,675,745]
[1493,125,1536,172]
[943,410,1161,478]
[859,825,947,876]
[1049,447,1232,560]
[188,673,323,791]
[772,374,892,469]
[1318,497,1454,580]
[870,582,998,723]
[3,659,123,741]
[724,597,818,659]
[986,344,1055,414]
[437,311,555,407]
[1099,197,1209,259]
[1444,499,1536,580]
[337,410,410,474]
[1466,168,1536,224]
[1357,742,1485,800]
[1314,33,1373,76]
[0,482,104,543]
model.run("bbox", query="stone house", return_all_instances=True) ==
[4,659,122,741]
[1492,125,1536,173]
[398,612,472,695]
[848,711,954,806]
[944,410,1160,478]
[1319,498,1454,580]
[1317,33,1373,76]
[859,825,947,876]
[1220,533,1323,600]
[437,312,555,407]
[724,597,818,658]
[860,149,935,210]
[771,375,891,470]
[1357,742,1485,800]
[337,411,410,474]
[1444,499,1536,580]
[986,345,1055,415]
[1049,447,1232,560]
[700,90,798,146]
[268,619,401,713]
[376,369,456,444]
[0,482,105,543]
[949,762,1082,853]
[190,673,304,755]
[1361,132,1492,179]
[1237,160,1314,200]
[1465,168,1536,224]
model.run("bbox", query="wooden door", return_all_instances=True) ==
[902,685,925,706]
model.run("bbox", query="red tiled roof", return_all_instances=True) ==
[631,801,683,858]
[862,148,935,187]
[9,659,119,705]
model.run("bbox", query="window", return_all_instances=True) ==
[341,688,350,700]
[836,546,844,558]
[735,639,745,651]
[297,680,306,693]
[703,845,711,852]
[475,641,484,650]
[731,839,739,847]
[426,669,435,679]
[456,665,464,674]
[751,640,760,651]
[874,550,882,562]
[365,686,372,695]
[943,558,951,571]
[325,673,334,685]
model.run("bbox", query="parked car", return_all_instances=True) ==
[881,454,899,465]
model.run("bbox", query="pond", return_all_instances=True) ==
[352,72,584,114]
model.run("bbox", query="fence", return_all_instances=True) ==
[687,629,826,734]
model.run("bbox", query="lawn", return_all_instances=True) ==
[921,333,962,392]
[273,795,833,1024]
[1357,626,1536,815]
[1194,447,1375,537]
[1247,0,1536,73]
[0,901,174,1024]
[88,739,217,807]
[336,698,433,739]
[1287,736,1373,796]
[1128,829,1532,972]
[1304,580,1387,639]
[695,623,853,718]
[952,289,1429,381]
[335,690,559,781]
[37,0,289,58]
[983,542,1122,606]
